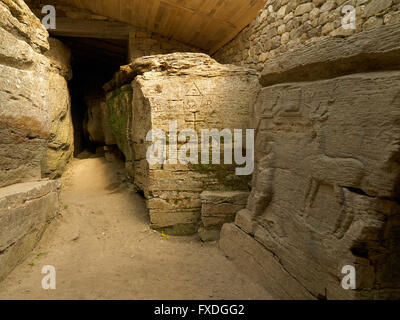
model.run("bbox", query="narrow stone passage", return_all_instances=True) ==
[0,156,270,300]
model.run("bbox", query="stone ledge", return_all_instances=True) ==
[260,23,400,86]
[219,223,314,300]
[199,191,249,242]
[0,179,61,281]
[103,52,258,92]
[200,191,249,205]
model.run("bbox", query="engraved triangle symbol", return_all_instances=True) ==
[185,83,202,96]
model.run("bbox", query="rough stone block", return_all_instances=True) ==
[0,0,49,53]
[260,23,400,86]
[0,64,50,188]
[0,180,61,281]
[199,191,249,241]
[219,224,314,299]
[41,38,74,178]
[229,71,400,299]
[103,53,259,235]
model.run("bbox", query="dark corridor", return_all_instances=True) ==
[56,36,128,156]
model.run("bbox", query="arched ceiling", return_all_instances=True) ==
[38,0,266,53]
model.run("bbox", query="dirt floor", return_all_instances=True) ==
[0,155,271,300]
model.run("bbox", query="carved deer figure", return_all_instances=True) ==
[303,153,365,238]
[303,101,365,238]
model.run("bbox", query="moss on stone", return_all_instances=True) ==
[106,85,133,159]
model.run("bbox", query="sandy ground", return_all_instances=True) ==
[0,156,271,300]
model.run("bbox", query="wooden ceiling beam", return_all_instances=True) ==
[49,18,137,40]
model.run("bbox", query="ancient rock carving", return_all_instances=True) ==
[248,142,275,219]
[303,154,365,238]
[304,95,365,238]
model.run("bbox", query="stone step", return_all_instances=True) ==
[0,180,61,281]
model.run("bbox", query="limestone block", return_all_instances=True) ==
[0,64,50,187]
[41,71,74,178]
[363,16,384,30]
[0,24,35,69]
[213,1,400,72]
[108,53,260,235]
[0,0,48,53]
[364,0,393,17]
[219,223,314,299]
[105,85,133,160]
[320,0,336,13]
[260,23,400,86]
[384,11,400,24]
[41,38,74,178]
[0,1,53,187]
[200,191,249,205]
[103,53,258,235]
[45,38,72,80]
[0,180,61,281]
[294,3,314,16]
[234,209,257,234]
[197,227,221,242]
[85,96,106,145]
[235,71,400,299]
[199,191,249,241]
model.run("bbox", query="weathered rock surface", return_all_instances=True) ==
[103,53,260,235]
[0,35,50,186]
[128,29,200,62]
[259,23,400,86]
[0,0,49,53]
[41,38,74,178]
[133,53,259,235]
[214,0,400,72]
[0,1,73,184]
[0,180,61,281]
[198,191,249,241]
[220,223,314,299]
[103,53,252,92]
[105,84,133,171]
[220,25,400,299]
[85,95,106,145]
[45,37,73,81]
[0,0,67,282]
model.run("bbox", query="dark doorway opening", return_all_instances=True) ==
[55,36,128,156]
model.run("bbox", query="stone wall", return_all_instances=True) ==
[198,191,249,242]
[0,1,73,184]
[129,31,200,62]
[105,84,134,172]
[219,23,400,300]
[213,0,400,71]
[0,180,61,281]
[85,95,106,146]
[132,53,259,235]
[0,0,51,188]
[103,53,260,235]
[0,1,63,281]
[41,37,74,178]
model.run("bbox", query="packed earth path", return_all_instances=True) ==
[0,155,271,300]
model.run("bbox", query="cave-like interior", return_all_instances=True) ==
[56,36,128,156]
